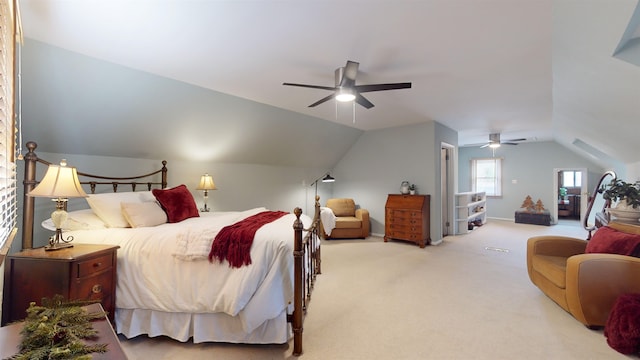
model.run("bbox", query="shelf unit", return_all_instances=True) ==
[455,191,486,234]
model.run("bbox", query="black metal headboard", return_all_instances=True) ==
[21,141,168,249]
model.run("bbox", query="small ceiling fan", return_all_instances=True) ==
[480,133,526,148]
[283,60,411,109]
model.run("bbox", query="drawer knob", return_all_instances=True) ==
[92,284,103,294]
[93,262,102,268]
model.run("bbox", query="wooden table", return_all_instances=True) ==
[0,303,128,359]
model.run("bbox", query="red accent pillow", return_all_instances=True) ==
[586,226,640,257]
[152,185,200,223]
[605,293,640,354]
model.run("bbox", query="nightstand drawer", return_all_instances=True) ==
[76,253,113,278]
[71,271,114,303]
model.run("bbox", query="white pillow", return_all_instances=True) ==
[121,202,168,228]
[42,209,107,231]
[86,191,155,228]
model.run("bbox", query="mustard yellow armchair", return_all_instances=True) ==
[321,198,369,239]
[527,221,640,327]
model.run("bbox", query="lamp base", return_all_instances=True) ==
[44,228,74,251]
[45,242,73,251]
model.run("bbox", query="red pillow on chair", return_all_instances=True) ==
[586,226,640,257]
[152,184,200,223]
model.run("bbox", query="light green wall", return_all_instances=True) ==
[458,141,606,221]
[14,151,327,251]
[331,121,453,243]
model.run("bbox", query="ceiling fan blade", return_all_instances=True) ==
[283,82,336,91]
[308,93,336,107]
[355,93,374,109]
[339,61,359,88]
[355,82,412,93]
[480,144,490,148]
[504,138,526,142]
[501,142,519,145]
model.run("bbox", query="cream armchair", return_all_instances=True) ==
[527,221,640,327]
[321,198,369,239]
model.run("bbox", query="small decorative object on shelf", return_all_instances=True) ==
[400,181,410,195]
[535,199,546,213]
[8,295,108,360]
[409,184,416,195]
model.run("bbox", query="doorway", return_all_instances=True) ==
[553,168,588,225]
[441,143,456,237]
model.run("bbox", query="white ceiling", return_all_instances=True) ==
[17,0,640,163]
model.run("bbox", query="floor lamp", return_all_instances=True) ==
[311,173,336,197]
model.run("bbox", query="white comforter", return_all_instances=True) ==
[67,208,311,333]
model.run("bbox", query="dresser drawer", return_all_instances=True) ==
[387,229,423,241]
[76,253,114,278]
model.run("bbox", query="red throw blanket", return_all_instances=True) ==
[209,210,288,268]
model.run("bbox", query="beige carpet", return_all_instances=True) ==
[118,219,628,359]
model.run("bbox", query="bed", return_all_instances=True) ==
[20,141,321,356]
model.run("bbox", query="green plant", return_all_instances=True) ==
[559,187,567,197]
[599,179,640,209]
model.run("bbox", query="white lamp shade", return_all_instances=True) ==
[197,174,217,190]
[28,164,88,198]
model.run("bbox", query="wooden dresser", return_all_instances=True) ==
[385,194,431,248]
[2,244,119,326]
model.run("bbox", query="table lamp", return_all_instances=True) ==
[28,160,88,250]
[196,173,217,212]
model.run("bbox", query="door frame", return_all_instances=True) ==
[552,168,588,224]
[441,142,456,237]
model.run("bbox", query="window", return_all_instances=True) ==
[0,0,18,252]
[561,170,582,188]
[471,158,502,197]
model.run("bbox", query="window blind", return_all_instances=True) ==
[0,0,18,251]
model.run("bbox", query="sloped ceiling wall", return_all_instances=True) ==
[20,40,363,169]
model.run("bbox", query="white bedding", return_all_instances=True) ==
[66,207,312,336]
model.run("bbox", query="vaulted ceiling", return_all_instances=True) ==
[17,0,640,166]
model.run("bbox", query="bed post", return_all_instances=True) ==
[292,207,304,356]
[21,141,39,250]
[161,160,168,189]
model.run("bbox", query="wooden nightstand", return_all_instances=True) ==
[2,244,119,326]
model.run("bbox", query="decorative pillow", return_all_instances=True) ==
[586,226,640,257]
[604,293,640,354]
[121,202,168,228]
[41,209,107,231]
[152,185,200,223]
[86,191,155,228]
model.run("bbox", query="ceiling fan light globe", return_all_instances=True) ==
[335,92,356,102]
[489,143,501,148]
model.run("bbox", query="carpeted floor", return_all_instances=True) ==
[118,220,628,359]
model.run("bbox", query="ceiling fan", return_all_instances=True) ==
[480,133,526,148]
[283,60,411,109]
